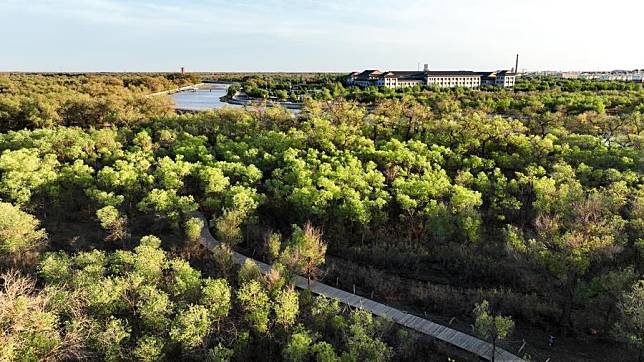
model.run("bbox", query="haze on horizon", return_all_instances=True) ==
[1,0,642,73]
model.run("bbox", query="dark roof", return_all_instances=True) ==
[426,71,481,76]
[383,71,427,80]
[385,70,485,78]
[355,69,382,81]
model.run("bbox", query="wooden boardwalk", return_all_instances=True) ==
[191,212,522,362]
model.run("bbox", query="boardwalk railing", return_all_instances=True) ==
[191,211,523,362]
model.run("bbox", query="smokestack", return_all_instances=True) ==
[515,54,519,74]
[424,64,429,72]
[181,67,185,74]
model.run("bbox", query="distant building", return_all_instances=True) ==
[578,70,644,82]
[348,70,383,87]
[560,72,580,79]
[493,70,517,87]
[347,66,516,89]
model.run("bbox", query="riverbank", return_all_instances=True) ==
[222,95,303,110]
[148,83,206,97]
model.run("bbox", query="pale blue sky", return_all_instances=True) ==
[1,0,642,72]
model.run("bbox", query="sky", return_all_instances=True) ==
[1,0,643,72]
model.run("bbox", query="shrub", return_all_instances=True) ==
[215,209,245,246]
[237,280,271,333]
[185,216,204,243]
[0,202,47,257]
[96,205,129,242]
[169,304,211,348]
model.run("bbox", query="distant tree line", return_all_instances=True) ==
[0,73,200,132]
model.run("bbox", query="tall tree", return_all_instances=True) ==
[281,223,327,288]
[474,300,515,362]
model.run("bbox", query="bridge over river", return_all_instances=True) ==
[170,83,239,112]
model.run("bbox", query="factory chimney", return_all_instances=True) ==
[423,64,429,71]
[181,67,185,74]
[515,54,519,74]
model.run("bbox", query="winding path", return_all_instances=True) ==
[192,211,522,362]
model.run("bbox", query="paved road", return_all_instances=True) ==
[191,211,523,362]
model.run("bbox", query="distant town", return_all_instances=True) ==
[526,69,644,82]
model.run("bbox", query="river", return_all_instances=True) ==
[171,83,301,113]
[171,83,241,111]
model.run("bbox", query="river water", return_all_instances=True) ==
[172,83,300,113]
[171,83,241,111]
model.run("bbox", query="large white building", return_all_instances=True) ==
[347,66,516,89]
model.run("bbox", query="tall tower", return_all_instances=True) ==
[181,67,185,74]
[515,54,519,74]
